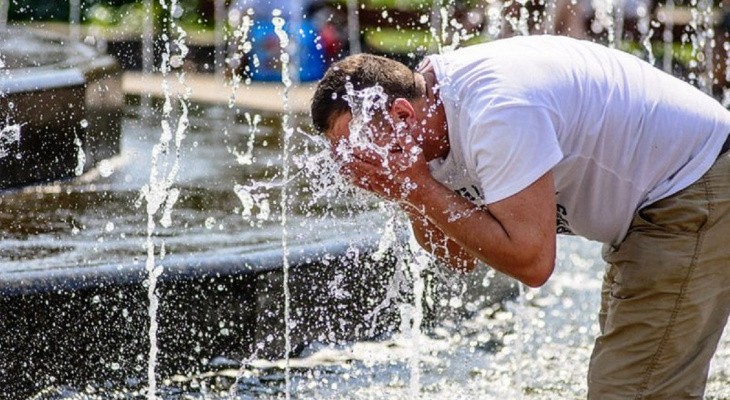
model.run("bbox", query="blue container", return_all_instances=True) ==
[249,20,326,82]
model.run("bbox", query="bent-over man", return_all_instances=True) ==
[310,35,730,399]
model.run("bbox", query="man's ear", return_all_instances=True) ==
[389,98,416,128]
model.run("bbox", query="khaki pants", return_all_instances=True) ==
[588,152,730,399]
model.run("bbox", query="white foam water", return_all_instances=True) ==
[139,1,191,398]
[273,11,295,400]
[0,123,20,158]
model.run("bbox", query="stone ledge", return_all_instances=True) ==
[122,71,317,115]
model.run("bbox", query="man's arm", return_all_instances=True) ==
[402,204,480,272]
[344,134,556,287]
[404,171,556,287]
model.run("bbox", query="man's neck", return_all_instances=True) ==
[415,69,450,161]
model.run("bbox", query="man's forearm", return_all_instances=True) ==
[335,128,556,286]
[401,174,556,287]
[403,204,480,272]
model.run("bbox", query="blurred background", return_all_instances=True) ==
[2,0,729,94]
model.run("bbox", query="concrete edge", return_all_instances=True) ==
[0,233,382,297]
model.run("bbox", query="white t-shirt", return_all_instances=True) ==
[426,35,730,245]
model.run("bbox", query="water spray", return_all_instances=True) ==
[139,1,190,398]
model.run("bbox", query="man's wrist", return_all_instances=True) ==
[400,175,440,210]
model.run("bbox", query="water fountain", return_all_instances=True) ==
[0,27,122,189]
[0,2,513,398]
[2,0,730,399]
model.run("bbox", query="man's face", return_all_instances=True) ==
[325,111,404,164]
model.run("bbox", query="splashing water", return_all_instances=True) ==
[234,181,272,225]
[229,112,261,166]
[328,78,443,397]
[0,59,20,160]
[73,135,85,176]
[0,63,21,160]
[273,10,295,400]
[220,12,404,399]
[69,0,81,41]
[688,0,715,92]
[218,35,438,398]
[592,0,618,47]
[0,123,20,159]
[430,0,445,53]
[138,0,191,398]
[346,0,362,54]
[404,236,431,398]
[335,83,392,166]
[227,10,254,107]
[239,238,602,400]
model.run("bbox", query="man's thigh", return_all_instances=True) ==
[588,154,730,400]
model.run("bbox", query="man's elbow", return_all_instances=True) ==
[515,234,556,287]
[519,257,555,288]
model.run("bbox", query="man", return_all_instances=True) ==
[310,35,730,399]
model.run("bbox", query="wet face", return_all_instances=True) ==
[325,111,405,163]
[323,95,451,170]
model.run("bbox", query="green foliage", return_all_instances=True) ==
[364,27,436,53]
[8,0,137,22]
[618,40,696,69]
[85,2,146,27]
[83,0,216,32]
[7,0,214,29]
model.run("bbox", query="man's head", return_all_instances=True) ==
[311,53,450,165]
[310,53,419,136]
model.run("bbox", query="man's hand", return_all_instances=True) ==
[339,128,432,203]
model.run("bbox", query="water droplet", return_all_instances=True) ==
[98,160,114,177]
[171,4,184,18]
[205,217,216,229]
[170,55,184,68]
[74,136,85,176]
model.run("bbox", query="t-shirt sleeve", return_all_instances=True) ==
[467,105,563,204]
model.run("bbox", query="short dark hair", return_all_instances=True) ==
[310,54,417,134]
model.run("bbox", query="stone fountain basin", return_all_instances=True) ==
[0,27,123,189]
[0,231,515,398]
